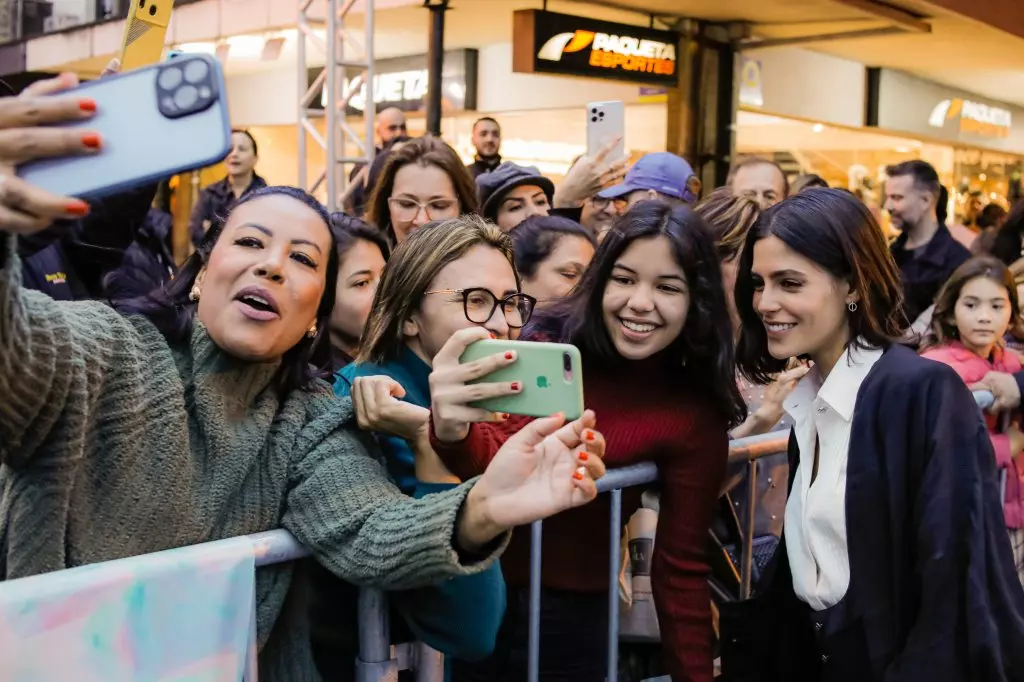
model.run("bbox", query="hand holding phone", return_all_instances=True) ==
[586,100,626,162]
[16,54,232,201]
[0,74,104,236]
[459,339,585,420]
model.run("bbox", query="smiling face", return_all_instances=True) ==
[225,131,258,178]
[522,235,595,308]
[884,174,933,232]
[389,163,461,243]
[952,276,1012,357]
[496,185,551,231]
[404,244,520,364]
[472,119,501,157]
[196,195,330,362]
[601,235,689,361]
[751,235,856,376]
[329,239,387,356]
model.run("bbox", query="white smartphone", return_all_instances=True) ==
[18,54,232,201]
[586,100,625,161]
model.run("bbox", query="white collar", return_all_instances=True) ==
[783,343,884,423]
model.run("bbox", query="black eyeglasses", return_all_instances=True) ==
[423,288,537,328]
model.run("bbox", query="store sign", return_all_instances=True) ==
[868,68,1024,153]
[513,10,679,87]
[927,98,1012,138]
[738,57,764,108]
[307,48,477,115]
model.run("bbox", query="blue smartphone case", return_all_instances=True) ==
[17,54,232,201]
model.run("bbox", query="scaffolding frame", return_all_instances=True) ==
[297,0,375,212]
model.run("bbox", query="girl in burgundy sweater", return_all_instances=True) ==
[428,201,747,682]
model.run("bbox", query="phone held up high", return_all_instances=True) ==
[586,100,626,162]
[17,54,232,202]
[460,339,585,421]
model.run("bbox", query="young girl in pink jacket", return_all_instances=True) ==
[922,256,1024,583]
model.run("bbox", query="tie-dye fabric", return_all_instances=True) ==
[0,536,256,681]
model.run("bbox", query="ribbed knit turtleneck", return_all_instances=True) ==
[0,232,506,682]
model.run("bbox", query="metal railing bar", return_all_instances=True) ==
[528,520,543,682]
[607,488,623,682]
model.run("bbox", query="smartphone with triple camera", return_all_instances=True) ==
[17,53,232,201]
[586,100,626,161]
[460,339,585,420]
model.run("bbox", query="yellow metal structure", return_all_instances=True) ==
[119,0,175,72]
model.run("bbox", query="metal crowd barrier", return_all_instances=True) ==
[525,390,999,682]
[0,391,1001,682]
[247,530,446,682]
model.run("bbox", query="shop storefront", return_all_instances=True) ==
[867,68,1024,214]
[732,55,1024,222]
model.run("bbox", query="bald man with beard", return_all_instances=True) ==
[346,107,409,216]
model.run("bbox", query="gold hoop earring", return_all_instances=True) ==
[189,285,201,302]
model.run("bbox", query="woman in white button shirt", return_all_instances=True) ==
[720,188,1024,682]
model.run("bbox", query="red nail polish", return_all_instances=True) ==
[572,470,584,481]
[502,413,510,420]
[81,133,102,149]
[489,333,496,339]
[577,451,589,462]
[504,351,514,360]
[585,431,596,442]
[79,98,96,113]
[65,200,89,216]
[511,382,522,391]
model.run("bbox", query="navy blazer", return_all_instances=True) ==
[721,344,1024,682]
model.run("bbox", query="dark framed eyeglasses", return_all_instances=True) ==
[423,287,537,328]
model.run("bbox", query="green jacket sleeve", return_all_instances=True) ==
[0,232,145,468]
[389,482,506,661]
[282,397,511,591]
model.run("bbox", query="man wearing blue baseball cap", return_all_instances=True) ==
[597,152,700,210]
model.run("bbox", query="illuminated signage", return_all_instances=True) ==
[868,69,1024,153]
[308,49,477,115]
[513,10,679,87]
[928,98,1012,138]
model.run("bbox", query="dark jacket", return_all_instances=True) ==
[18,184,157,301]
[467,155,501,179]
[991,224,1024,268]
[890,225,971,323]
[720,345,1024,682]
[188,174,267,248]
[105,208,177,300]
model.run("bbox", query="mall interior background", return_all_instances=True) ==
[12,0,1024,239]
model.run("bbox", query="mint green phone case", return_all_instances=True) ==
[459,340,585,420]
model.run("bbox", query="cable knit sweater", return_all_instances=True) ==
[0,232,506,682]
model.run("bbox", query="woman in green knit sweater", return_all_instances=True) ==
[0,73,608,680]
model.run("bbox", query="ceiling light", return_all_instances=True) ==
[812,123,824,133]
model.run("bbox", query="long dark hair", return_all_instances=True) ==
[532,200,746,427]
[735,188,907,384]
[112,186,338,395]
[922,256,1019,350]
[329,212,391,263]
[364,136,479,244]
[509,215,595,279]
